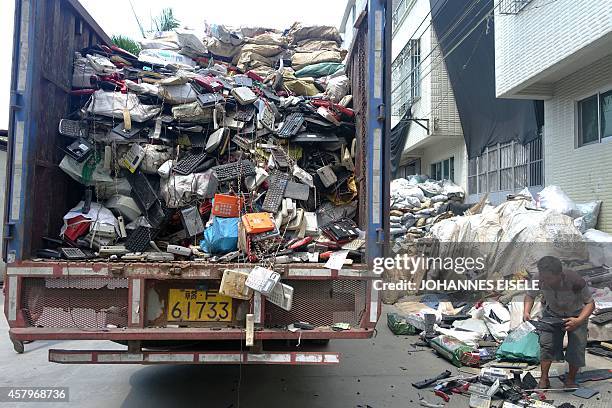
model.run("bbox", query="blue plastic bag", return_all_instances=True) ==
[200,217,239,254]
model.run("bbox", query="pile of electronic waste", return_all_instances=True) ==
[44,23,364,266]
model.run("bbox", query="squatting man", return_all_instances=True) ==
[523,256,595,389]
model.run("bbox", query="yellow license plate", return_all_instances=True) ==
[167,289,232,322]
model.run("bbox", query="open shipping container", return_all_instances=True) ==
[3,0,391,364]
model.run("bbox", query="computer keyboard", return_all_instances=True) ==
[277,113,304,138]
[271,148,291,169]
[125,227,157,252]
[173,153,209,175]
[212,160,256,182]
[60,247,91,260]
[262,171,290,212]
[59,119,87,138]
[234,105,256,122]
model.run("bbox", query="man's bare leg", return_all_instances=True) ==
[539,360,552,388]
[564,364,579,388]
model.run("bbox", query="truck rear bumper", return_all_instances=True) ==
[48,349,342,365]
[10,327,374,341]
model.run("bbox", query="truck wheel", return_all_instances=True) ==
[11,339,25,354]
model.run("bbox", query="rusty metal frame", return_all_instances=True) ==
[49,349,342,365]
[12,327,374,341]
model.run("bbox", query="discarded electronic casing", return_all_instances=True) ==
[219,269,253,300]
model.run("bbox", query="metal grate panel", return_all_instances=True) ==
[21,277,129,329]
[264,280,368,328]
[348,21,368,231]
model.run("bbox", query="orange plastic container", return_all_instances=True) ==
[212,194,244,218]
[241,212,275,234]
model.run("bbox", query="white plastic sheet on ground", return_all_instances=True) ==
[479,302,511,341]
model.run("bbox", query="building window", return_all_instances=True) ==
[602,90,612,139]
[392,0,417,34]
[498,0,534,15]
[577,90,612,147]
[410,39,421,103]
[430,157,454,181]
[467,137,543,195]
[391,38,421,117]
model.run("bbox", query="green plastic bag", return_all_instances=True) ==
[387,312,420,335]
[430,335,475,367]
[295,62,344,78]
[495,332,540,364]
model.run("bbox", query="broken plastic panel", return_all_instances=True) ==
[122,144,145,173]
[127,170,160,211]
[284,181,310,201]
[266,282,294,311]
[181,206,205,237]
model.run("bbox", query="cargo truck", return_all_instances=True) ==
[3,0,391,365]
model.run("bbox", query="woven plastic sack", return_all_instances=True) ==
[295,62,344,78]
[387,313,421,335]
[291,50,344,71]
[200,217,239,254]
[575,201,602,230]
[430,335,474,367]
[288,23,342,43]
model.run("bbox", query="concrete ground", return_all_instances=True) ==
[1,292,611,408]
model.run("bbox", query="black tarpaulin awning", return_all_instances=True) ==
[390,108,412,177]
[429,0,543,159]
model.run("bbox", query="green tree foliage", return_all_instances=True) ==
[111,35,141,56]
[153,8,180,32]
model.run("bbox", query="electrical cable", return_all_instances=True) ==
[390,0,486,96]
[392,0,506,123]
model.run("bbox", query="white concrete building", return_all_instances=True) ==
[495,0,612,232]
[390,0,468,190]
[339,0,368,49]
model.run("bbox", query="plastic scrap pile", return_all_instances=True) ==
[385,185,611,405]
[389,301,612,408]
[403,185,611,333]
[49,23,365,267]
[390,175,468,240]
